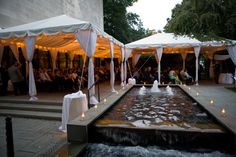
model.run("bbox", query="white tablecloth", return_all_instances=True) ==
[59,91,88,132]
[218,73,233,84]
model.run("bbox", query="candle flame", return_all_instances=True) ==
[210,100,214,104]
[221,108,225,114]
[81,112,85,118]
[94,105,97,109]
[104,98,107,102]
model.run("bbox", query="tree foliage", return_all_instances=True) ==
[104,0,149,44]
[164,0,236,41]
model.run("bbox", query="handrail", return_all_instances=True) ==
[87,79,100,108]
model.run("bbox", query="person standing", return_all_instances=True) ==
[7,62,24,95]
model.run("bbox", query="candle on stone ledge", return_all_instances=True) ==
[221,108,226,117]
[81,112,85,120]
[210,99,214,105]
[104,98,107,103]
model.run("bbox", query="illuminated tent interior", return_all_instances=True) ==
[0,15,124,102]
[125,33,235,84]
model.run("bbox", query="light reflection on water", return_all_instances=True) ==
[83,143,232,157]
[95,87,224,131]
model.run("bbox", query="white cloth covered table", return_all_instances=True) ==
[128,78,136,85]
[59,91,88,132]
[218,73,233,84]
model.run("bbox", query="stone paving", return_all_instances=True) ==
[0,117,66,157]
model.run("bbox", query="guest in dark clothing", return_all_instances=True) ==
[7,62,24,95]
[0,61,9,96]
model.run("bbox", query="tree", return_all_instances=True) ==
[104,0,149,43]
[164,0,236,41]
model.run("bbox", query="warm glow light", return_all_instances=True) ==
[94,105,97,109]
[104,98,107,103]
[116,91,119,95]
[196,92,199,96]
[81,112,85,119]
[221,108,226,117]
[188,87,191,90]
[210,100,214,104]
[183,84,186,86]
[144,82,146,85]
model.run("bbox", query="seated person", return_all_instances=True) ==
[168,70,181,84]
[180,69,193,85]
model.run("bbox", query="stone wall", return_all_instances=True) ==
[0,0,103,30]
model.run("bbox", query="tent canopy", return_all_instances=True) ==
[0,15,123,58]
[126,33,227,55]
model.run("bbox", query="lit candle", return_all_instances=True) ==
[183,84,186,86]
[196,92,199,96]
[210,99,214,105]
[221,108,226,117]
[81,112,85,120]
[94,105,97,109]
[104,98,107,103]
[116,91,119,95]
[188,87,191,90]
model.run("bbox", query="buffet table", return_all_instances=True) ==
[59,91,88,132]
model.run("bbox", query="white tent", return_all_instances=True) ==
[125,33,229,84]
[0,15,124,102]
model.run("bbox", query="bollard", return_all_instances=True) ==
[5,117,14,157]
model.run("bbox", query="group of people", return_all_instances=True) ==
[0,60,195,97]
[132,66,193,85]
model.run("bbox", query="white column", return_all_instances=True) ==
[124,48,133,84]
[181,52,187,70]
[24,36,37,101]
[75,29,98,104]
[194,46,201,85]
[227,45,236,85]
[156,47,163,83]
[120,46,125,86]
[109,39,116,92]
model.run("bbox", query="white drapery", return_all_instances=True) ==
[132,54,141,67]
[68,51,75,69]
[10,45,19,63]
[75,29,98,104]
[156,47,163,83]
[227,45,236,83]
[109,40,116,92]
[24,36,37,101]
[124,48,132,84]
[194,46,201,85]
[120,46,125,86]
[50,50,58,73]
[207,52,214,79]
[21,46,29,79]
[181,52,187,70]
[0,45,3,67]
